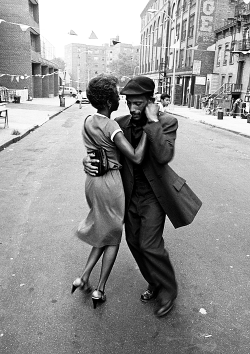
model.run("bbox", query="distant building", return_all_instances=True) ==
[0,0,59,98]
[212,1,250,107]
[140,0,237,106]
[65,43,107,92]
[65,38,140,91]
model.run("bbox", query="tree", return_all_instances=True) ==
[51,57,65,71]
[108,52,139,80]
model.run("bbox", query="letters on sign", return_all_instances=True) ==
[198,0,215,43]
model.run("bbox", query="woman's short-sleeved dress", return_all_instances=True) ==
[76,113,125,247]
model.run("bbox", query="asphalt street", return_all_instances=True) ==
[0,101,250,354]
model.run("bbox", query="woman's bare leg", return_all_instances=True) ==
[96,245,120,292]
[81,246,104,283]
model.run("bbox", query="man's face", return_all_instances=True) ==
[161,97,170,107]
[126,94,149,122]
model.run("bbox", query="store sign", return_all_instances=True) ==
[198,0,216,44]
[193,60,201,75]
[195,76,206,85]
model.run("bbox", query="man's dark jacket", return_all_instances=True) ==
[115,112,202,229]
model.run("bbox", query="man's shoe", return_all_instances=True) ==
[140,288,158,302]
[154,299,175,317]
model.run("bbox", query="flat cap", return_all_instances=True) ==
[120,76,155,95]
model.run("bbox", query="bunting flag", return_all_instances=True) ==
[89,31,98,39]
[0,18,38,32]
[19,24,30,32]
[68,29,77,35]
[0,71,59,79]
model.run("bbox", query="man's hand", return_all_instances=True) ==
[145,102,159,123]
[82,153,98,176]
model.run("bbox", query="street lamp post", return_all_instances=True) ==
[133,65,140,77]
[147,9,177,106]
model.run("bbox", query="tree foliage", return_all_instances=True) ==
[51,57,66,70]
[108,52,139,79]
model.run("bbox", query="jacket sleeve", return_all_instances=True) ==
[143,113,178,164]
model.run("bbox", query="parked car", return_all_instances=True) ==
[59,86,77,97]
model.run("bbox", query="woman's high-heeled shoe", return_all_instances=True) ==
[71,277,92,294]
[92,289,106,309]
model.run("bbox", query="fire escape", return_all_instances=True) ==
[223,1,250,96]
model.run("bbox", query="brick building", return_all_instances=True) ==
[140,0,237,106]
[65,43,107,92]
[212,0,250,109]
[0,0,59,98]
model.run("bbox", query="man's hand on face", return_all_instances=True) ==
[145,102,160,123]
[82,153,98,176]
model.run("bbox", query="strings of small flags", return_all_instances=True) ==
[0,72,60,82]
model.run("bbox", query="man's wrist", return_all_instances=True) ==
[148,117,159,123]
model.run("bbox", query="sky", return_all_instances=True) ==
[39,0,148,58]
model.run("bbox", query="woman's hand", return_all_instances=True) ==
[82,153,98,176]
[145,102,159,123]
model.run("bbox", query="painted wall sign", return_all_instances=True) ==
[195,76,206,85]
[198,0,216,44]
[192,60,201,75]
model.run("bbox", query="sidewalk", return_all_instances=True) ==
[0,96,76,151]
[169,105,250,138]
[1,98,250,152]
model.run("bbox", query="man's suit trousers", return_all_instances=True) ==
[124,189,178,303]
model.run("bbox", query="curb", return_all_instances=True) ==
[171,112,250,140]
[0,103,74,152]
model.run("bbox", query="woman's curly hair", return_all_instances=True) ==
[86,74,118,110]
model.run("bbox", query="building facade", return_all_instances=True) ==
[65,40,140,91]
[0,0,59,98]
[140,0,238,106]
[212,0,250,109]
[65,43,107,92]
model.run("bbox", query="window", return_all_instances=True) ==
[229,43,235,64]
[186,48,192,67]
[217,46,222,66]
[188,15,195,38]
[176,0,181,16]
[183,0,188,12]
[180,49,184,67]
[30,33,39,52]
[221,75,226,87]
[223,43,230,65]
[181,20,187,41]
[176,24,180,41]
[29,1,39,23]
